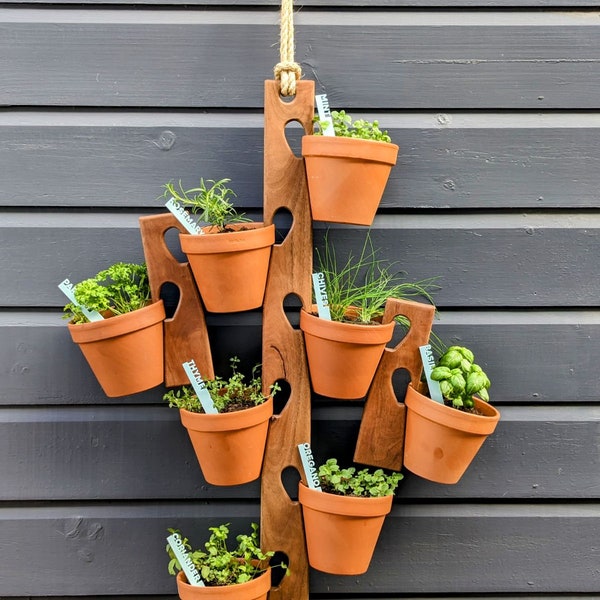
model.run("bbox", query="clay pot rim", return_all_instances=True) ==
[179,396,274,433]
[67,300,165,344]
[298,482,394,517]
[299,308,395,345]
[405,384,500,435]
[301,135,399,165]
[179,223,275,254]
[176,567,271,597]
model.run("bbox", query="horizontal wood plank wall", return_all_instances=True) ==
[1,2,599,599]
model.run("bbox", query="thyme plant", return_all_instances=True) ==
[314,110,392,143]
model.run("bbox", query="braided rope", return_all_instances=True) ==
[274,0,302,96]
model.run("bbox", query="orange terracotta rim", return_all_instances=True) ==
[180,223,275,254]
[299,309,395,346]
[302,135,399,165]
[68,300,166,344]
[179,397,274,433]
[404,384,500,435]
[298,482,393,518]
[176,568,271,599]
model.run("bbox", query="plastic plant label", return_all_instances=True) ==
[419,344,444,404]
[312,272,332,321]
[315,94,335,137]
[297,442,322,491]
[182,359,218,414]
[58,279,104,322]
[166,532,205,587]
[165,197,204,235]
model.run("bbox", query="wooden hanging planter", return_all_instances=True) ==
[68,300,166,397]
[180,223,276,313]
[179,397,274,486]
[403,384,500,484]
[302,136,399,226]
[176,568,271,600]
[298,482,393,575]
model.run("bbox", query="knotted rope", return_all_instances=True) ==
[274,0,302,96]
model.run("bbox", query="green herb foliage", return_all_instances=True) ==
[163,357,279,414]
[430,345,491,411]
[314,110,392,143]
[161,178,249,232]
[318,458,403,498]
[166,522,289,586]
[63,262,150,324]
[315,232,439,325]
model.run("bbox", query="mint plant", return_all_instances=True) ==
[161,178,249,232]
[167,522,288,586]
[314,110,392,143]
[317,458,403,498]
[63,262,151,324]
[430,345,491,411]
[163,357,279,414]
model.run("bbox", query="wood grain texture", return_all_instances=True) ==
[1,405,598,501]
[1,503,599,595]
[3,0,598,5]
[2,11,600,108]
[3,115,600,210]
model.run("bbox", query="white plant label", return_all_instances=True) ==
[58,279,104,322]
[312,272,332,321]
[165,197,204,235]
[166,532,205,587]
[315,94,335,137]
[297,442,322,491]
[419,344,444,404]
[182,359,218,414]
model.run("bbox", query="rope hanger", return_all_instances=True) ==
[274,0,302,96]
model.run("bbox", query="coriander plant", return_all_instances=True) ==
[161,178,249,232]
[163,357,279,414]
[430,345,491,411]
[167,522,289,586]
[63,262,151,324]
[314,110,392,143]
[318,458,403,498]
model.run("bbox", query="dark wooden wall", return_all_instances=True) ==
[1,0,600,597]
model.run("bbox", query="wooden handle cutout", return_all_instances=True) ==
[353,297,435,471]
[139,214,214,387]
[261,79,315,600]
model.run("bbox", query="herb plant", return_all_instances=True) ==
[315,232,438,325]
[63,262,151,324]
[161,178,249,232]
[163,357,279,414]
[430,345,491,411]
[318,458,403,498]
[314,110,392,143]
[167,522,288,586]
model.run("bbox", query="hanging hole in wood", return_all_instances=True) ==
[284,120,304,158]
[272,207,294,245]
[282,293,303,330]
[392,367,412,402]
[280,465,301,502]
[163,226,187,263]
[269,550,291,588]
[159,281,180,319]
[272,378,291,415]
[390,314,411,345]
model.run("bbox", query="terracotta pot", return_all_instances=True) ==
[176,568,271,600]
[298,482,393,575]
[179,397,273,486]
[302,135,399,226]
[68,300,165,397]
[179,223,275,313]
[404,384,501,484]
[299,308,395,399]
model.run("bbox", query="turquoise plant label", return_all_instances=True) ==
[419,344,444,404]
[165,197,204,235]
[315,94,335,137]
[166,532,205,587]
[58,279,104,322]
[182,359,218,414]
[297,443,322,491]
[312,272,332,321]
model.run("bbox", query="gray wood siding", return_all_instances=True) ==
[1,2,599,599]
